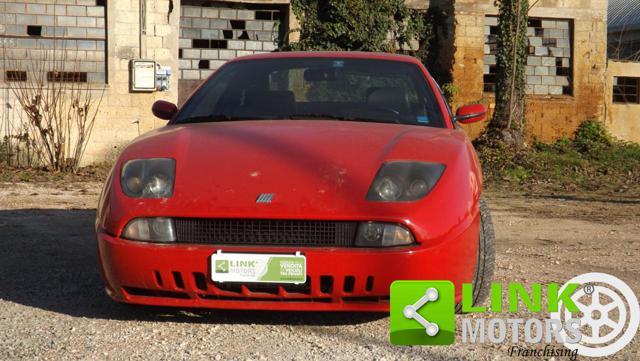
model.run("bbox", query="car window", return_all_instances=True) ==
[175,58,446,128]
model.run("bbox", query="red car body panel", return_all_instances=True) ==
[96,51,484,311]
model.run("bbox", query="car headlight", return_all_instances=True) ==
[121,158,175,198]
[122,217,176,242]
[366,161,445,202]
[355,222,414,247]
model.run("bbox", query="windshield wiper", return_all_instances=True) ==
[177,115,267,124]
[286,113,351,121]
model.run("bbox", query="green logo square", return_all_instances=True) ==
[215,260,229,273]
[390,280,455,345]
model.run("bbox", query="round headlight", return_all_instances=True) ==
[375,177,402,201]
[143,174,170,197]
[125,175,143,194]
[406,179,428,198]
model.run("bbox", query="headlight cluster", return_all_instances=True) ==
[122,217,176,242]
[121,158,175,198]
[355,222,414,247]
[367,161,445,202]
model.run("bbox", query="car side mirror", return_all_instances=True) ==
[152,100,178,121]
[454,104,486,124]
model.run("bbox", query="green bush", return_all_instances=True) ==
[286,0,430,60]
[479,119,640,195]
[573,119,611,155]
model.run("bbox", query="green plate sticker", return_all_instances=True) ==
[390,280,456,345]
[211,251,306,284]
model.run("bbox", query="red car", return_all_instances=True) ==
[96,51,495,312]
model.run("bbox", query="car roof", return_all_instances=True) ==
[228,51,423,65]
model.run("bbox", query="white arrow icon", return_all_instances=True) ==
[403,287,440,336]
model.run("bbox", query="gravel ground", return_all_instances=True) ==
[0,182,638,360]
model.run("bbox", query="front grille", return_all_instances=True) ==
[174,218,359,247]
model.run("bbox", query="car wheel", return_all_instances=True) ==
[456,197,495,313]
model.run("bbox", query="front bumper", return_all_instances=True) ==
[97,216,479,312]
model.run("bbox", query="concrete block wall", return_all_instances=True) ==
[178,3,281,82]
[483,16,572,96]
[0,0,106,84]
[449,0,608,143]
[0,0,181,165]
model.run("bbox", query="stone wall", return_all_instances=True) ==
[177,1,287,104]
[0,0,106,83]
[0,0,180,165]
[447,0,608,143]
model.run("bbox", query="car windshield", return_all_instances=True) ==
[174,57,446,128]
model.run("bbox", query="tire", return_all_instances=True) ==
[456,197,496,313]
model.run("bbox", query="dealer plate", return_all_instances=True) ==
[210,251,306,284]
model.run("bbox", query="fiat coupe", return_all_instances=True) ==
[96,51,495,311]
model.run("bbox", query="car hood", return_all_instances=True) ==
[119,120,474,219]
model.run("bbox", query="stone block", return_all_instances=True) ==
[210,19,228,29]
[227,40,244,50]
[192,18,209,28]
[201,29,219,39]
[555,76,570,86]
[87,27,105,38]
[182,69,200,80]
[16,15,37,25]
[220,9,237,19]
[534,46,548,56]
[202,49,219,58]
[180,17,192,27]
[16,38,37,48]
[256,31,273,41]
[209,60,226,69]
[26,4,47,14]
[203,8,219,18]
[556,38,570,48]
[245,41,261,50]
[525,66,535,75]
[541,76,555,85]
[246,21,263,31]
[183,49,200,59]
[67,6,86,17]
[179,38,191,48]
[7,3,26,14]
[183,7,201,17]
[78,40,96,50]
[57,16,77,27]
[219,49,236,59]
[542,57,555,66]
[179,59,192,69]
[87,6,104,17]
[527,75,541,85]
[525,84,534,94]
[66,27,87,37]
[549,85,563,95]
[87,72,105,83]
[533,85,548,95]
[556,21,569,30]
[529,37,542,46]
[46,5,66,16]
[37,15,55,26]
[237,10,254,20]
[534,66,548,76]
[78,17,96,27]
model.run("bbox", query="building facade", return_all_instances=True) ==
[0,0,636,165]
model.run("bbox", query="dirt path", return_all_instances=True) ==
[0,183,638,360]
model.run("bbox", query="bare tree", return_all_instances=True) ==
[2,46,104,172]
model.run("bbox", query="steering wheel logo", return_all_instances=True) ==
[550,272,639,357]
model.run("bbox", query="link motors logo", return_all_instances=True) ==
[390,273,639,358]
[550,272,640,357]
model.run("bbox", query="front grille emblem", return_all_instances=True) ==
[256,193,275,204]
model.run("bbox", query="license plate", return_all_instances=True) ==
[210,250,306,284]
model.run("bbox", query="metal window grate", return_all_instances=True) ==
[174,218,358,247]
